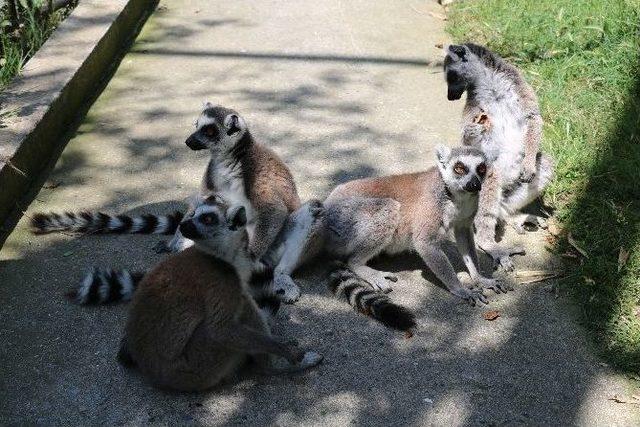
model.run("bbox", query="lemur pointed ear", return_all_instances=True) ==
[448,44,467,60]
[224,113,244,136]
[435,144,451,165]
[228,206,247,230]
[203,101,214,109]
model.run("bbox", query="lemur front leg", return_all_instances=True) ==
[519,113,543,183]
[454,225,512,294]
[271,200,325,304]
[414,238,488,306]
[475,168,525,271]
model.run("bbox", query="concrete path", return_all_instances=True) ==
[1,0,638,425]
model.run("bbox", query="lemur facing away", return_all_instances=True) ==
[32,104,318,303]
[444,43,554,271]
[320,144,510,306]
[115,197,323,392]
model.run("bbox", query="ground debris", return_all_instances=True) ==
[608,395,640,405]
[567,233,589,258]
[515,269,563,284]
[483,310,500,321]
[617,247,629,272]
[43,181,61,189]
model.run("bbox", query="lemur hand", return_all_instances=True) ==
[519,167,536,183]
[451,287,488,306]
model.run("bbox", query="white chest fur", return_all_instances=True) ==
[208,160,257,240]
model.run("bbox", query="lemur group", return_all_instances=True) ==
[31,43,554,392]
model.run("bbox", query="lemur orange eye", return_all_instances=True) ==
[477,163,486,176]
[453,162,467,176]
[202,124,218,138]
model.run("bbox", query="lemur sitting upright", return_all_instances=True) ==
[319,144,509,306]
[31,104,318,303]
[116,196,323,392]
[444,43,554,271]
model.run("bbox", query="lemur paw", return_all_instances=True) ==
[473,277,513,294]
[298,351,324,369]
[519,169,536,183]
[273,274,302,304]
[451,287,488,306]
[306,199,325,219]
[484,246,525,272]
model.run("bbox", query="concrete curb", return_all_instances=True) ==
[0,0,158,239]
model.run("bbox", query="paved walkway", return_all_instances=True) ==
[1,0,638,425]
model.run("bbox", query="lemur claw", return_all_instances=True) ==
[474,277,513,294]
[452,287,488,306]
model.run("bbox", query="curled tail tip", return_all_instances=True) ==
[373,301,417,332]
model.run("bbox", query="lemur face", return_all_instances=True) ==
[443,44,482,100]
[179,196,248,253]
[185,103,248,152]
[435,144,487,194]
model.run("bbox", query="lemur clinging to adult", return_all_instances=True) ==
[115,197,323,391]
[32,104,318,303]
[320,144,509,306]
[444,43,554,271]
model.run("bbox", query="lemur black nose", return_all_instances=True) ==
[179,220,200,239]
[185,134,207,150]
[464,176,482,193]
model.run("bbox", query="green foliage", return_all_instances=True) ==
[448,0,640,371]
[0,0,71,89]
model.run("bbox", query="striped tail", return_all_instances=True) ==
[328,265,416,333]
[30,211,184,235]
[67,268,145,305]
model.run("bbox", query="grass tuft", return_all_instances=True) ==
[0,1,75,90]
[447,0,640,372]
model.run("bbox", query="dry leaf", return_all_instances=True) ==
[618,247,629,272]
[583,277,595,285]
[482,310,500,321]
[404,330,414,339]
[567,233,589,258]
[434,43,444,49]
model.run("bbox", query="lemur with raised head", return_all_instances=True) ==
[69,195,416,333]
[116,197,323,392]
[32,104,317,303]
[321,144,509,305]
[444,43,554,271]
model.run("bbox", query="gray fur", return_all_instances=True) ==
[318,145,509,306]
[444,43,555,270]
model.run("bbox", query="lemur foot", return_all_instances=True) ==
[472,277,513,294]
[306,199,325,219]
[483,246,525,272]
[273,274,302,304]
[297,351,324,370]
[351,266,395,293]
[451,287,488,306]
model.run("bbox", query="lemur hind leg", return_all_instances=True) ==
[503,153,555,234]
[271,199,325,304]
[475,168,525,272]
[324,197,401,293]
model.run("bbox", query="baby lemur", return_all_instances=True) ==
[319,144,509,306]
[444,43,554,271]
[32,104,317,303]
[117,197,323,392]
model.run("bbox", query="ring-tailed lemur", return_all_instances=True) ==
[318,144,510,306]
[32,104,318,303]
[116,197,323,391]
[444,43,554,271]
[70,196,416,333]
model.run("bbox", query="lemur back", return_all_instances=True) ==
[119,199,322,391]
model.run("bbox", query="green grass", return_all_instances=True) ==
[447,0,640,372]
[0,1,72,90]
